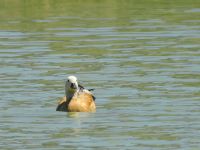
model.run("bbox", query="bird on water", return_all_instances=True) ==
[56,76,96,112]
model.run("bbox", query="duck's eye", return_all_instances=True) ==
[67,80,69,82]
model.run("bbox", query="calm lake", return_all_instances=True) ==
[0,0,200,149]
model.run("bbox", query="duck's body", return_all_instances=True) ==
[56,76,96,112]
[56,90,96,112]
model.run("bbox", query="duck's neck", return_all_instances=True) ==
[66,89,80,101]
[65,91,73,100]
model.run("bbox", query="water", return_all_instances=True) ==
[0,1,200,149]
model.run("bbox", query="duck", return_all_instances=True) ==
[56,76,96,112]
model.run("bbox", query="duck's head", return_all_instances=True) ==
[65,75,79,95]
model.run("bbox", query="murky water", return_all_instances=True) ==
[0,1,200,149]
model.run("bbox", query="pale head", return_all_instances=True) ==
[65,76,79,97]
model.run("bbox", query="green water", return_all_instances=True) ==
[0,0,200,149]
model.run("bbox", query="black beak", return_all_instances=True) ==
[70,83,76,89]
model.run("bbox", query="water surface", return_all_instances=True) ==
[0,1,200,149]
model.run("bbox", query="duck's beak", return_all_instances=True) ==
[70,83,76,89]
[70,82,78,90]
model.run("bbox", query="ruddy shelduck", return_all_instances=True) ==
[56,76,96,112]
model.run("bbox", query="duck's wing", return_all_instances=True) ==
[56,96,68,112]
[83,89,96,101]
[79,84,95,91]
[68,91,96,112]
[79,84,95,100]
[78,84,84,90]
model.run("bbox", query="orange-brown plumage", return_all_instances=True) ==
[56,76,96,112]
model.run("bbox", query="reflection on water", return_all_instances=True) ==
[0,0,200,149]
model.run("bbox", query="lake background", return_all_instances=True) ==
[0,0,200,149]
